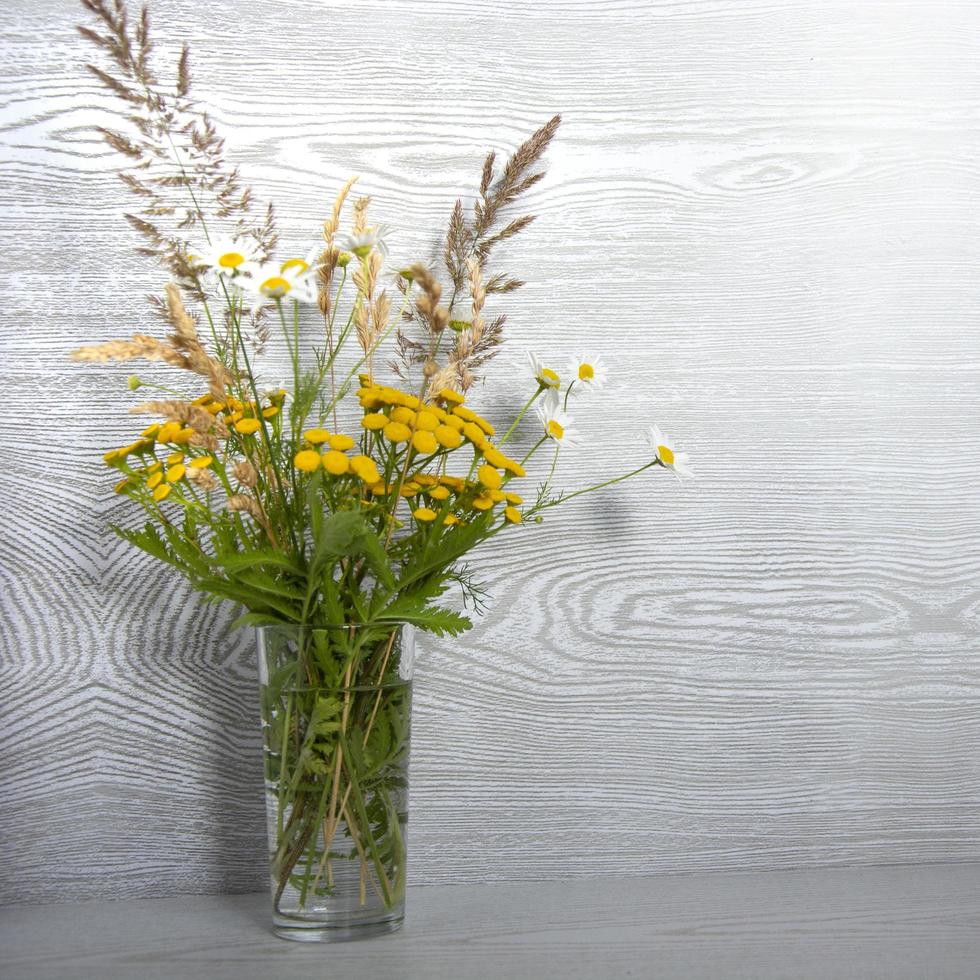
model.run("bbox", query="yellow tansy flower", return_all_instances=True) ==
[478,464,502,490]
[189,455,214,469]
[437,388,464,405]
[413,507,437,522]
[504,506,522,524]
[167,451,185,464]
[361,413,388,431]
[390,406,417,426]
[235,418,261,435]
[153,484,172,502]
[462,422,486,447]
[471,494,494,511]
[141,423,161,439]
[505,492,523,505]
[429,485,451,501]
[304,428,331,444]
[157,421,182,443]
[146,471,164,490]
[294,450,321,473]
[166,463,186,483]
[262,406,280,419]
[173,427,195,444]
[383,421,412,444]
[322,450,350,476]
[114,477,131,494]
[435,425,463,449]
[412,430,438,455]
[350,455,381,484]
[415,410,440,432]
[442,513,460,526]
[328,434,355,451]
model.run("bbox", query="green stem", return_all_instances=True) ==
[539,460,662,511]
[500,388,542,446]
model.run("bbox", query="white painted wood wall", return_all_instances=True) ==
[1,0,978,904]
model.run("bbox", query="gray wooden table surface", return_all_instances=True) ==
[2,863,979,980]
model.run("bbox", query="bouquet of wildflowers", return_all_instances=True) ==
[72,0,692,927]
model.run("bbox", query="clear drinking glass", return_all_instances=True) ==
[256,623,414,942]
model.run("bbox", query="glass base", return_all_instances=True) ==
[272,915,404,943]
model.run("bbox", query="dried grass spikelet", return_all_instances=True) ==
[72,282,233,401]
[316,244,341,318]
[189,430,219,451]
[71,334,191,369]
[323,176,358,242]
[352,250,382,301]
[318,176,358,319]
[227,494,263,521]
[162,283,233,394]
[130,399,229,439]
[352,196,371,235]
[186,467,218,492]
[425,363,460,401]
[406,264,449,335]
[232,461,258,488]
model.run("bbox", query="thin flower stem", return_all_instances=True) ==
[521,435,547,467]
[500,388,542,445]
[538,460,662,510]
[562,379,576,411]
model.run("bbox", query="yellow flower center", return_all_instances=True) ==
[218,251,245,269]
[578,363,594,381]
[280,258,309,274]
[260,276,291,297]
[547,420,564,440]
[541,368,560,387]
[659,445,675,466]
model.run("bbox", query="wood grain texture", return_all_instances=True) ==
[3,865,980,980]
[1,0,979,904]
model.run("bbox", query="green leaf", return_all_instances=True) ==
[228,611,286,631]
[374,594,472,637]
[312,511,395,591]
[217,551,304,575]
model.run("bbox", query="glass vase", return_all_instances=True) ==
[256,623,414,942]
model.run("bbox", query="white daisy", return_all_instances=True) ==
[535,399,577,446]
[340,225,388,258]
[527,352,562,390]
[645,425,694,481]
[235,259,319,312]
[186,235,263,277]
[567,354,607,392]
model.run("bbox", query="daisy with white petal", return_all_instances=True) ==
[278,246,321,278]
[646,424,694,480]
[535,399,578,446]
[235,260,319,312]
[340,225,388,258]
[527,352,561,390]
[568,354,607,392]
[186,235,263,276]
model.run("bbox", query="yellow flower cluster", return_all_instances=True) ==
[289,382,526,527]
